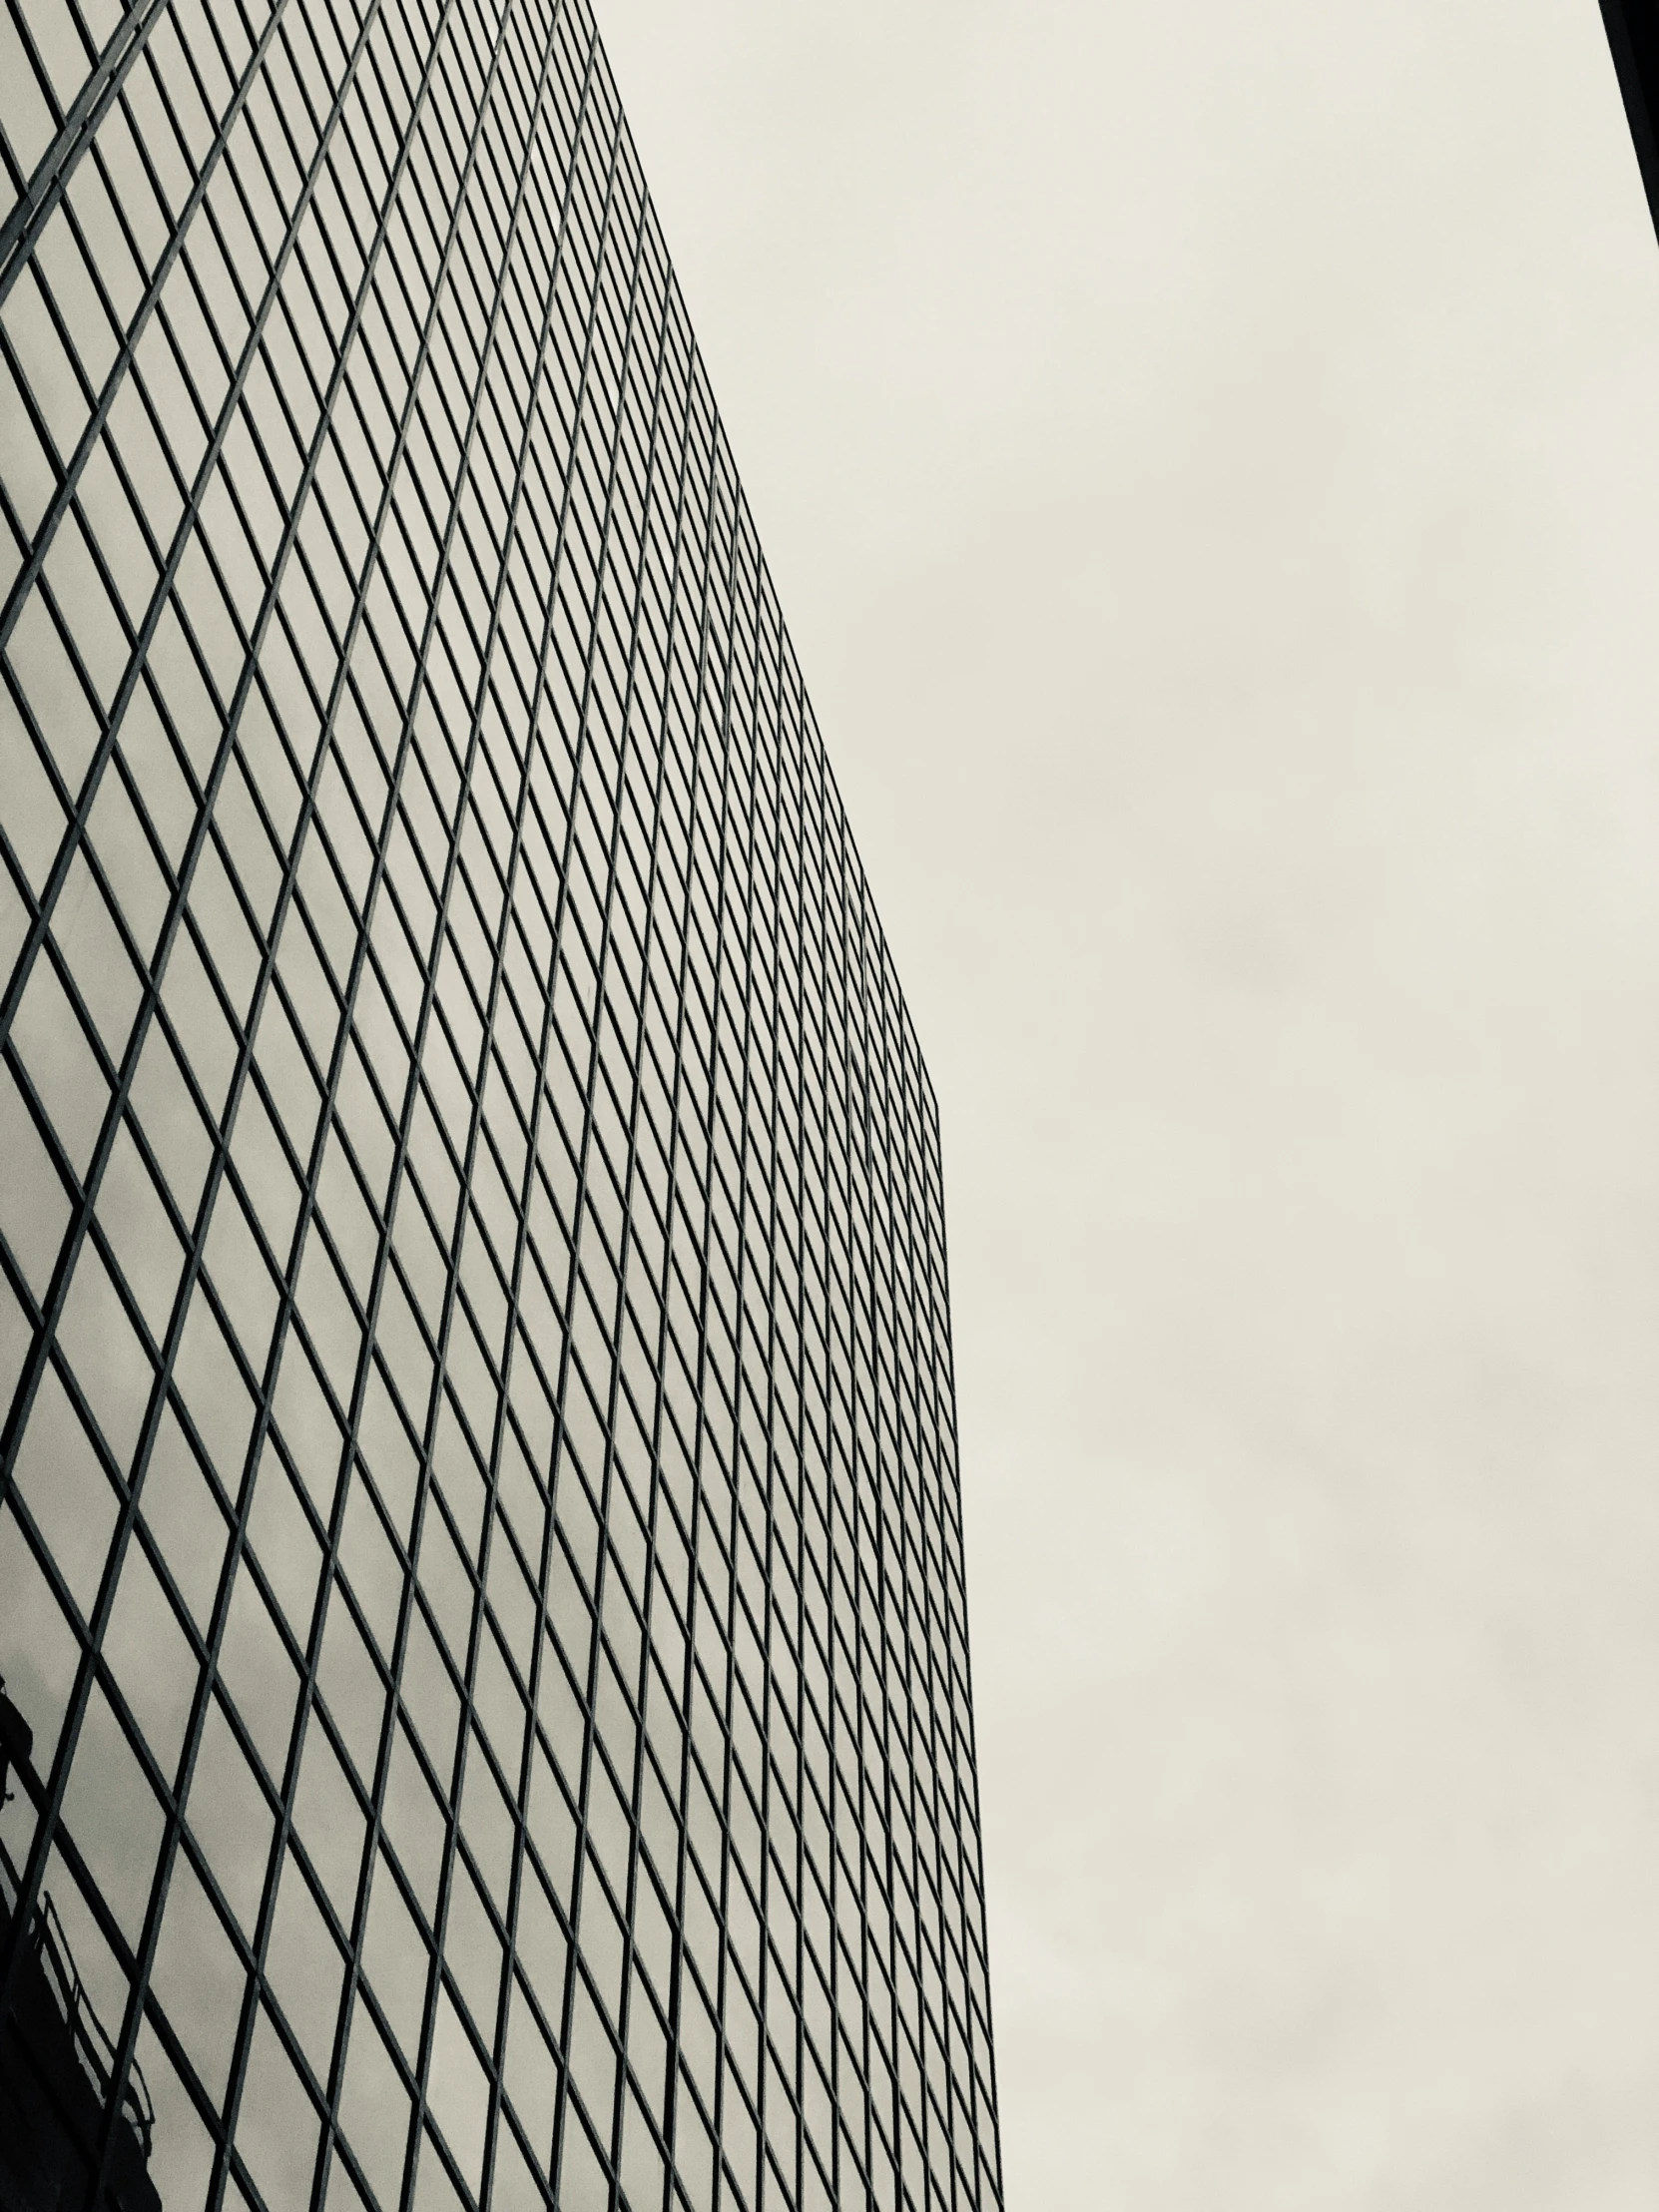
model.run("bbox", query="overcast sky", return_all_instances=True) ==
[595,6,1659,2207]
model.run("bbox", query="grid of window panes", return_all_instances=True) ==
[0,1,1003,2210]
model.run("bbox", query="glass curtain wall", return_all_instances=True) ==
[0,0,1004,2209]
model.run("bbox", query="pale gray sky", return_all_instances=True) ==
[596,5,1659,2208]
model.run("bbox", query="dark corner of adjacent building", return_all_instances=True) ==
[1598,0,1659,245]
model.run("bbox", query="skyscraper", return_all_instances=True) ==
[1599,0,1659,244]
[0,3,1003,2211]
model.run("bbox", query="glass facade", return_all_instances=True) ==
[0,2,1001,2210]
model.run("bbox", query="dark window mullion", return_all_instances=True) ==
[0,0,182,314]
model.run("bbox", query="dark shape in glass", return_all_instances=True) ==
[2,1687,161,2211]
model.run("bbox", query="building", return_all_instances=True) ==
[1599,0,1659,244]
[0,4,1003,2212]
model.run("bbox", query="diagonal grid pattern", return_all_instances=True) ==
[0,3,1003,2211]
